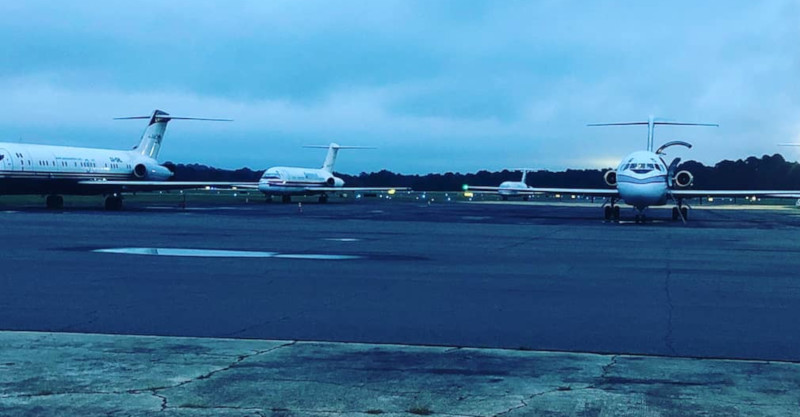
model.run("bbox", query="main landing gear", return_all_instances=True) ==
[45,195,64,210]
[104,194,124,211]
[603,199,621,221]
[671,205,689,221]
[281,195,292,204]
[318,194,329,204]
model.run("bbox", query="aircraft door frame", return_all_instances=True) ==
[0,148,13,172]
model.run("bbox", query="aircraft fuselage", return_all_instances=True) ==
[0,142,164,195]
[615,150,669,210]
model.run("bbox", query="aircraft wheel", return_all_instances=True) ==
[613,205,621,221]
[672,207,679,221]
[104,196,123,211]
[681,206,689,220]
[603,205,612,220]
[281,195,292,204]
[46,195,64,210]
[319,194,329,204]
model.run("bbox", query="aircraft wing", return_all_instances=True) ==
[466,186,540,194]
[300,186,409,192]
[671,190,800,198]
[525,187,619,197]
[78,181,242,192]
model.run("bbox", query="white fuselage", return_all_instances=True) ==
[0,142,155,195]
[497,181,529,196]
[615,150,669,209]
[257,167,342,195]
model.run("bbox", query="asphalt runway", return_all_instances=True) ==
[2,199,800,362]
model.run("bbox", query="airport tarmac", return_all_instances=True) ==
[2,199,800,363]
[3,331,799,417]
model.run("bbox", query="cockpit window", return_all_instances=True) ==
[631,163,653,174]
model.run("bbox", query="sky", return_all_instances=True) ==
[0,1,797,174]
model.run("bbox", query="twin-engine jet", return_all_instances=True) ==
[238,143,404,203]
[471,116,800,222]
[466,169,537,200]
[0,110,233,210]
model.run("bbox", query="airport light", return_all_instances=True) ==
[462,184,469,191]
[708,197,714,202]
[387,189,396,195]
[464,192,474,198]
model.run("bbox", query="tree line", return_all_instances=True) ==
[167,154,800,191]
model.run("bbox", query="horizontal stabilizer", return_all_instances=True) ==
[114,116,232,122]
[302,145,375,149]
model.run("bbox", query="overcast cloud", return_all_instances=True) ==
[0,1,797,173]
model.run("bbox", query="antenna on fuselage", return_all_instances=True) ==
[588,116,717,152]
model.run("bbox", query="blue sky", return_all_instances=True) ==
[0,1,797,173]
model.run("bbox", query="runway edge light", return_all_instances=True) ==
[462,184,469,191]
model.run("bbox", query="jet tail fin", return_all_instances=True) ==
[116,110,232,159]
[510,168,538,183]
[302,143,375,172]
[588,116,717,152]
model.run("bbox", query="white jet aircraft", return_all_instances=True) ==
[488,116,800,223]
[246,143,404,203]
[466,169,538,200]
[0,109,233,210]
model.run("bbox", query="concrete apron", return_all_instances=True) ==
[0,331,797,417]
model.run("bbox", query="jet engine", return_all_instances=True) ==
[603,170,617,187]
[133,161,174,181]
[673,170,693,188]
[326,176,345,187]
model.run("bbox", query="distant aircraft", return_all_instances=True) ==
[466,169,538,200]
[479,116,800,223]
[0,109,232,210]
[245,143,404,203]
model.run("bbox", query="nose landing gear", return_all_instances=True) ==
[603,199,621,222]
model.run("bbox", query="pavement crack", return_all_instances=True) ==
[151,392,168,411]
[491,398,528,417]
[124,340,298,410]
[600,355,619,379]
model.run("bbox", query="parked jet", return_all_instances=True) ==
[246,143,404,203]
[467,169,538,200]
[0,109,232,210]
[486,116,800,223]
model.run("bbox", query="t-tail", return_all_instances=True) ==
[511,168,537,184]
[303,143,375,173]
[115,110,231,159]
[588,115,717,152]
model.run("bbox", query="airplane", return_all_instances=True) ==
[471,116,800,223]
[242,143,405,203]
[465,169,538,200]
[0,109,234,210]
